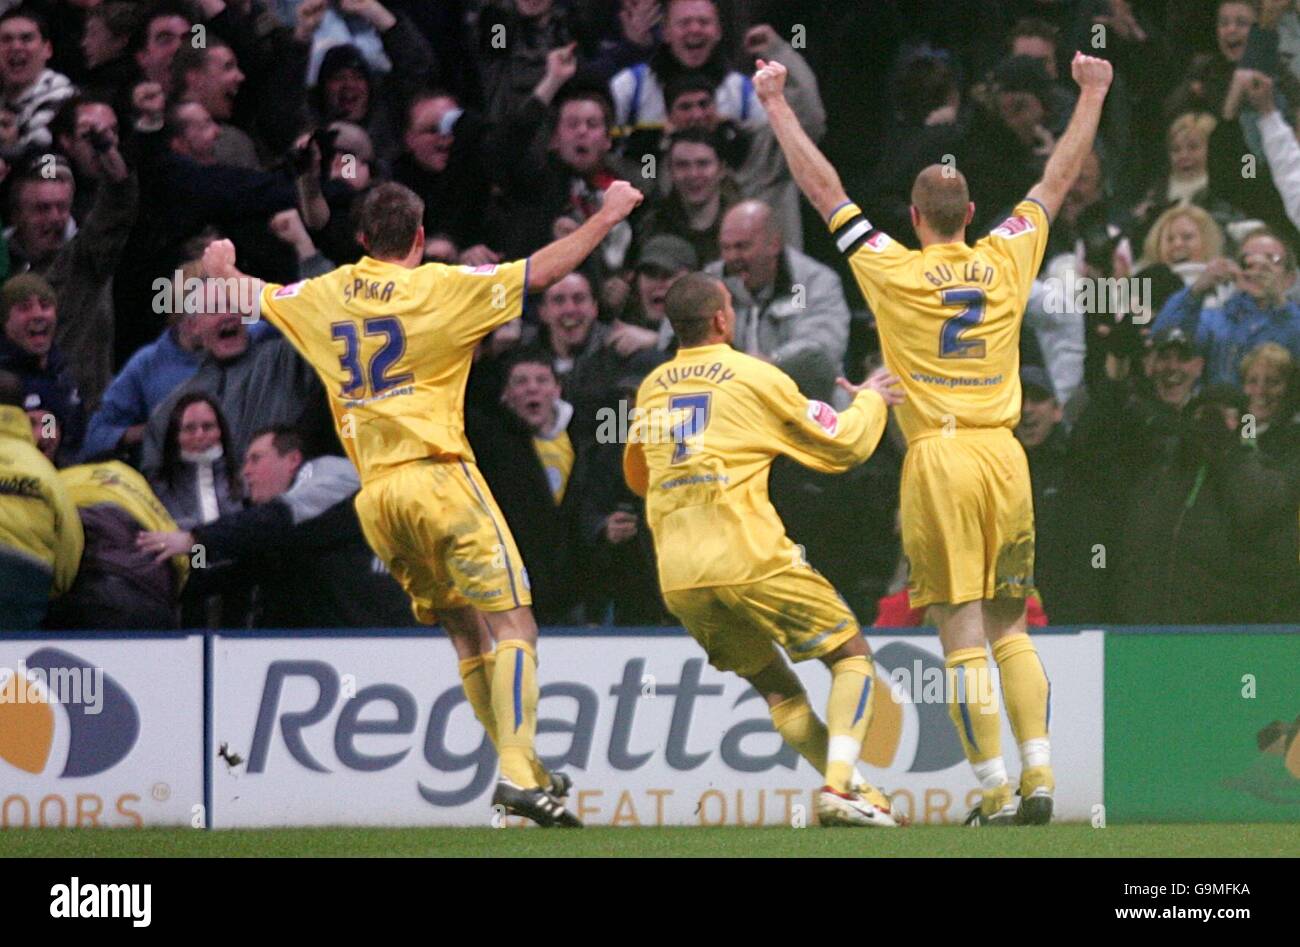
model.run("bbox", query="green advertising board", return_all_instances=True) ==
[1105,629,1300,823]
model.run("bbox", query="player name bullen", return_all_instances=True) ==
[923,261,998,288]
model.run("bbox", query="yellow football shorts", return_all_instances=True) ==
[353,459,532,623]
[900,427,1036,609]
[663,563,861,678]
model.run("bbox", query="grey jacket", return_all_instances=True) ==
[140,337,323,478]
[707,245,850,374]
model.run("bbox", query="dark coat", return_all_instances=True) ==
[189,495,413,628]
[574,438,670,625]
[45,505,179,630]
[467,403,582,623]
[391,109,493,251]
[1110,414,1295,625]
[0,336,85,463]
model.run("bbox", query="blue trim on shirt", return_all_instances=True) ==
[826,199,855,224]
[522,256,531,320]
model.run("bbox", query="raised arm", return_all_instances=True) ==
[1027,53,1114,222]
[526,181,643,291]
[202,239,265,318]
[751,59,847,222]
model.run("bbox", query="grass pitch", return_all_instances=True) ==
[1,824,1294,858]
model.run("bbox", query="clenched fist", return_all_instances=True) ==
[752,58,787,103]
[599,180,644,223]
[1071,51,1113,93]
[203,238,238,279]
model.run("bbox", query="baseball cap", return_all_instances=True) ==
[637,235,698,275]
[1151,326,1201,356]
[1020,365,1056,401]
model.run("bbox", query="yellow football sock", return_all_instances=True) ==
[946,647,1009,813]
[482,649,552,787]
[824,655,875,793]
[769,693,828,774]
[991,633,1050,745]
[491,639,541,788]
[457,655,498,748]
[991,633,1054,792]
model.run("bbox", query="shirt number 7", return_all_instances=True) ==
[670,392,711,464]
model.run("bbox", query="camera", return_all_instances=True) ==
[291,127,340,175]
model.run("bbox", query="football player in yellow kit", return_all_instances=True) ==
[625,272,907,826]
[203,179,643,827]
[756,51,1113,825]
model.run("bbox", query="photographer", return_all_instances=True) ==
[288,121,370,265]
[1111,383,1295,624]
[1154,227,1300,385]
[1064,314,1294,622]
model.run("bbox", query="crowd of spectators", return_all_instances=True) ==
[0,0,1298,630]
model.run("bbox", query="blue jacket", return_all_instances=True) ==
[80,327,201,461]
[0,335,85,462]
[1153,287,1300,385]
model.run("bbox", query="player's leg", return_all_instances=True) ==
[906,436,1015,825]
[442,607,499,746]
[469,609,572,797]
[437,460,580,826]
[747,658,831,774]
[480,606,580,827]
[725,569,899,826]
[985,434,1052,824]
[479,606,562,792]
[816,635,876,794]
[670,586,836,773]
[746,655,889,804]
[479,604,541,786]
[665,584,891,825]
[931,601,1015,824]
[986,595,1054,824]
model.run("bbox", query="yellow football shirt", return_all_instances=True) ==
[828,199,1049,442]
[533,430,574,503]
[60,461,189,584]
[623,343,888,592]
[256,256,528,481]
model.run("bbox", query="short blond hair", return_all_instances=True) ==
[1139,204,1224,268]
[1240,341,1296,387]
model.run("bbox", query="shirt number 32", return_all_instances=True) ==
[331,317,414,397]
